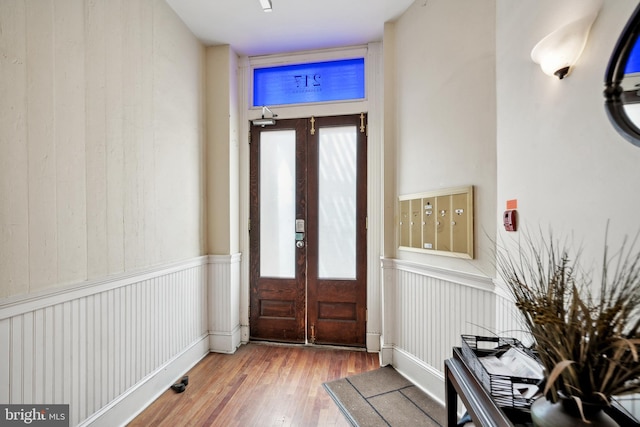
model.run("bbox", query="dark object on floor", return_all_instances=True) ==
[171,383,186,393]
[323,366,445,426]
[171,376,189,394]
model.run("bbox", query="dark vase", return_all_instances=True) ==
[531,396,618,427]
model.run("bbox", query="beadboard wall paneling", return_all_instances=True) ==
[208,254,242,353]
[0,258,209,427]
[381,258,496,404]
[494,283,531,345]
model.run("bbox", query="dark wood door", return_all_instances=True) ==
[249,114,367,346]
[249,118,307,343]
[306,115,367,346]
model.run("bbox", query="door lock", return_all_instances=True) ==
[296,240,305,248]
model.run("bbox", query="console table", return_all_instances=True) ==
[444,347,528,427]
[445,347,639,427]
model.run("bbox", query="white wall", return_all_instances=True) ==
[384,0,640,412]
[389,0,497,277]
[0,0,206,299]
[206,45,240,255]
[494,1,640,415]
[387,0,637,282]
[381,0,498,403]
[496,0,640,269]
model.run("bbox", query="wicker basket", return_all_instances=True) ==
[460,335,542,411]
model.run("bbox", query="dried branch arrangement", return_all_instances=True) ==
[496,231,640,410]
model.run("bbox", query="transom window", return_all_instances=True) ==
[252,58,365,107]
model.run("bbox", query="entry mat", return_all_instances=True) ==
[323,366,446,427]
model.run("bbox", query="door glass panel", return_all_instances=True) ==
[260,130,296,278]
[318,126,357,279]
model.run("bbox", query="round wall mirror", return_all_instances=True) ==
[605,3,640,146]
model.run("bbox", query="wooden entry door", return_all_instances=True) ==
[249,114,367,347]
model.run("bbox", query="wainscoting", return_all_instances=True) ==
[381,258,499,405]
[3,254,637,425]
[208,254,241,353]
[0,256,212,427]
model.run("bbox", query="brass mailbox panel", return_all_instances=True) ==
[399,200,411,247]
[451,192,469,254]
[422,197,436,250]
[410,199,422,249]
[398,186,474,259]
[435,195,451,252]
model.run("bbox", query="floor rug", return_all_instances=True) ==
[323,366,446,426]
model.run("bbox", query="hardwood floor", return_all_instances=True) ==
[128,342,380,426]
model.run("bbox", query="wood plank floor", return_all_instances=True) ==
[128,342,380,426]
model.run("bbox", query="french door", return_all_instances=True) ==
[249,114,367,346]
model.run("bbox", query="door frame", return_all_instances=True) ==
[237,44,384,353]
[248,116,368,346]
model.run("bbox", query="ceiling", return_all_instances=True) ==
[165,0,416,57]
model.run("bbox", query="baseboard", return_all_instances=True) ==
[392,347,445,407]
[210,324,242,354]
[81,335,210,427]
[240,324,250,344]
[366,332,381,353]
[379,344,394,366]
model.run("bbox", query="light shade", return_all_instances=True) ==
[258,0,272,12]
[531,12,598,79]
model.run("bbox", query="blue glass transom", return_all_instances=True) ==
[253,58,365,107]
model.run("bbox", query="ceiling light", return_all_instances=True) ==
[259,0,272,12]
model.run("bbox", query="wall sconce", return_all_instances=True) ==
[531,11,599,79]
